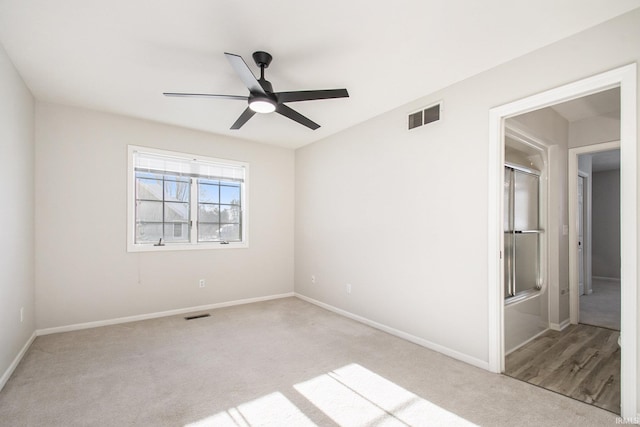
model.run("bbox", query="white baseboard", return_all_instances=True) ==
[0,331,36,392]
[294,293,489,371]
[37,292,295,336]
[550,319,571,331]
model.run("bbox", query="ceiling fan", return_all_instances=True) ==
[163,51,349,130]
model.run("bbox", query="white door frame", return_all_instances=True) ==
[488,64,637,417]
[569,141,620,323]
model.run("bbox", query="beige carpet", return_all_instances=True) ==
[0,297,617,426]
[580,278,621,331]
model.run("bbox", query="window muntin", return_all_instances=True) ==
[128,146,247,251]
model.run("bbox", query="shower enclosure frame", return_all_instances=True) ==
[503,161,544,303]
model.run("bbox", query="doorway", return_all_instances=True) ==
[503,94,622,413]
[569,142,622,328]
[504,140,622,413]
[488,64,637,418]
[576,149,621,332]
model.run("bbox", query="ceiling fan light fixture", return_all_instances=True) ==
[249,98,276,114]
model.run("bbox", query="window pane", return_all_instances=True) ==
[136,171,163,179]
[164,223,189,242]
[199,182,219,203]
[220,204,241,223]
[199,204,219,222]
[165,202,189,222]
[137,201,162,221]
[164,179,190,202]
[220,224,240,241]
[136,178,163,201]
[136,222,162,243]
[220,184,241,205]
[198,223,220,242]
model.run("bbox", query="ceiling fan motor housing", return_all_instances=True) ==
[252,51,273,69]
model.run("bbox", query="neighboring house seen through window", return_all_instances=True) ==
[128,146,247,251]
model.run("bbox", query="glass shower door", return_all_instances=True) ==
[505,165,542,299]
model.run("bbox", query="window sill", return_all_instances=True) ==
[127,241,248,253]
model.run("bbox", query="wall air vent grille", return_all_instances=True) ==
[408,102,442,130]
[408,111,422,130]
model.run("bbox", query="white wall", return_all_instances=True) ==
[295,8,640,372]
[0,43,35,386]
[569,113,620,148]
[35,103,294,329]
[592,169,621,279]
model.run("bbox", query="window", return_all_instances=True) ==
[128,146,248,251]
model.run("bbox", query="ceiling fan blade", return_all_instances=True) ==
[230,107,256,130]
[276,104,320,130]
[163,92,248,101]
[224,52,265,95]
[276,89,349,103]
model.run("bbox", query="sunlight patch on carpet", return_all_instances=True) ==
[294,363,477,426]
[186,364,476,426]
[184,392,315,427]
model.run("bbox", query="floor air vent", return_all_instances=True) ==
[408,102,441,130]
[184,313,211,320]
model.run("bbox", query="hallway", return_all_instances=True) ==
[580,278,621,330]
[505,324,620,414]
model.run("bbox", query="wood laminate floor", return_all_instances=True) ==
[505,324,620,414]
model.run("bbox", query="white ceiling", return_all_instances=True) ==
[551,88,621,122]
[591,150,621,172]
[1,1,639,149]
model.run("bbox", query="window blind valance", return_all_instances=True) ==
[134,150,245,182]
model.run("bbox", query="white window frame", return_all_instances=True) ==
[127,145,249,252]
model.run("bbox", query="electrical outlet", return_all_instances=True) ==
[346,283,352,294]
[199,279,205,288]
[311,275,316,284]
[20,307,24,323]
